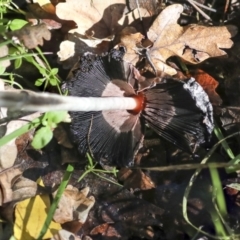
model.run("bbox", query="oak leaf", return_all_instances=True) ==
[56,0,150,38]
[56,0,152,68]
[146,4,238,75]
[9,23,51,49]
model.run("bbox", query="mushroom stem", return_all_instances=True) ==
[0,90,139,112]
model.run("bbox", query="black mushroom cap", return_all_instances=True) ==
[63,49,214,167]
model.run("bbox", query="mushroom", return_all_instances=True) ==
[0,49,214,166]
[63,49,214,166]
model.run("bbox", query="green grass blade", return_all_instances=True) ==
[0,117,41,147]
[37,164,74,240]
[214,125,235,160]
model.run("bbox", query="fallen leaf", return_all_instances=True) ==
[8,23,51,49]
[56,0,126,38]
[0,167,22,205]
[12,177,45,203]
[118,27,144,65]
[53,124,73,149]
[56,0,153,68]
[145,4,237,75]
[90,223,122,239]
[0,174,49,223]
[27,4,62,29]
[118,168,155,190]
[192,69,222,107]
[53,185,95,224]
[14,179,61,240]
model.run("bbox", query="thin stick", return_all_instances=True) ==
[190,0,216,12]
[187,0,212,20]
[138,162,240,172]
[0,90,138,112]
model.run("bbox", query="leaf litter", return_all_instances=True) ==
[1,0,240,239]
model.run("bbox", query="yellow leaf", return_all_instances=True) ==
[14,179,61,240]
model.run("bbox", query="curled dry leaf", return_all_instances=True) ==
[27,4,62,30]
[118,27,144,65]
[192,69,222,107]
[8,23,51,49]
[0,167,22,205]
[144,4,237,75]
[118,168,155,190]
[90,223,123,239]
[53,185,95,224]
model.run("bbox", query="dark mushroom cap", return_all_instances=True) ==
[64,49,214,166]
[64,49,144,166]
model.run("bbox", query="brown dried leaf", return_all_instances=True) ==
[56,0,126,38]
[118,168,155,190]
[9,23,51,49]
[12,177,41,202]
[27,4,62,29]
[90,223,122,239]
[53,185,95,224]
[0,167,22,205]
[53,124,73,149]
[192,69,222,107]
[0,166,47,206]
[146,4,238,75]
[56,0,152,67]
[118,27,144,65]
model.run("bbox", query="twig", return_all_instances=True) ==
[190,0,216,12]
[187,0,212,20]
[138,162,240,172]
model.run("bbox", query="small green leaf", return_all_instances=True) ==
[0,25,7,33]
[49,78,57,86]
[14,58,22,69]
[46,111,68,124]
[0,65,6,75]
[31,126,53,149]
[39,67,47,76]
[35,78,45,87]
[50,68,58,75]
[9,19,28,31]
